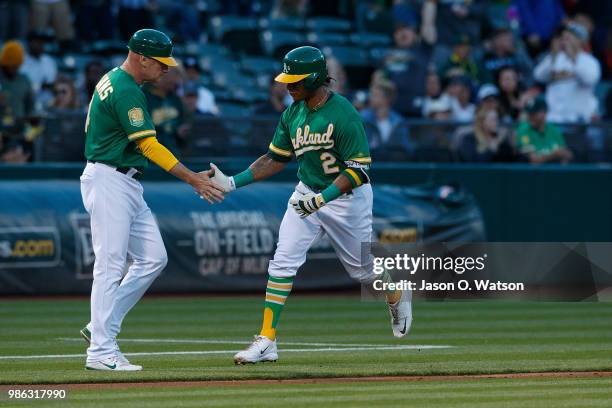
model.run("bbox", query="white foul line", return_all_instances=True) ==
[0,345,453,360]
[57,338,447,348]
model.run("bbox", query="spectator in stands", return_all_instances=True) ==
[424,93,452,120]
[496,66,524,122]
[361,79,412,155]
[29,0,75,48]
[49,75,81,111]
[143,67,189,153]
[439,35,480,85]
[516,96,573,164]
[0,41,35,160]
[254,76,289,116]
[0,135,30,163]
[0,41,34,130]
[383,21,433,117]
[481,26,533,84]
[118,0,155,41]
[0,0,28,41]
[419,71,443,117]
[270,0,308,19]
[74,0,114,42]
[456,106,514,162]
[446,76,475,122]
[326,56,349,96]
[80,60,105,103]
[533,22,601,123]
[514,0,565,58]
[420,0,485,46]
[476,83,500,113]
[20,31,57,110]
[183,57,219,116]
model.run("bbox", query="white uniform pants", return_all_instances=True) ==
[269,182,375,284]
[80,162,167,362]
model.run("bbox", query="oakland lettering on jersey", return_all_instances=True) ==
[293,123,334,156]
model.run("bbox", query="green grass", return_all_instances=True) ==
[0,296,611,388]
[2,378,612,408]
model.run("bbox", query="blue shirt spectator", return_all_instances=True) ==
[361,80,412,159]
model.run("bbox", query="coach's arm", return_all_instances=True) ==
[136,137,224,203]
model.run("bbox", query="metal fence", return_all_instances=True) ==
[33,111,612,163]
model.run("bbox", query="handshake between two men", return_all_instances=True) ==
[205,163,327,218]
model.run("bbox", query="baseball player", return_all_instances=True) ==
[78,29,224,371]
[211,46,412,364]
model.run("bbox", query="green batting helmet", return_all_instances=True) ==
[275,46,328,91]
[127,29,178,67]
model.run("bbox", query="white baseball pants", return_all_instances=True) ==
[269,182,375,284]
[80,162,167,363]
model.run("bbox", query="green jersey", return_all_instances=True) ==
[268,93,371,190]
[84,67,157,168]
[516,121,566,156]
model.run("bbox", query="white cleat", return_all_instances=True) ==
[113,339,141,370]
[85,356,142,371]
[389,289,413,338]
[233,335,278,365]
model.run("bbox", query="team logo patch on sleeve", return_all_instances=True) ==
[128,107,145,127]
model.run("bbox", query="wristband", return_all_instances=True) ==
[232,168,254,189]
[321,184,342,203]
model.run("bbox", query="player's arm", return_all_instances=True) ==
[210,113,293,192]
[116,91,223,203]
[291,120,371,218]
[210,153,288,192]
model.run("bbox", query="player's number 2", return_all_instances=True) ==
[320,152,339,174]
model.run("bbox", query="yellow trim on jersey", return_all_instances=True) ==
[349,157,372,164]
[128,129,157,141]
[345,169,362,186]
[269,143,292,157]
[135,137,179,172]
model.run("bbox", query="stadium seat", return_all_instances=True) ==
[260,30,308,58]
[230,88,268,105]
[209,16,262,55]
[217,102,252,118]
[185,43,229,59]
[88,40,127,56]
[212,68,253,89]
[199,54,238,75]
[305,17,352,33]
[240,55,278,75]
[350,32,392,48]
[259,17,306,32]
[322,46,373,88]
[306,32,350,47]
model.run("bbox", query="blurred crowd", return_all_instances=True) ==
[0,0,610,164]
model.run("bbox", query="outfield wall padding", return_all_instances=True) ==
[0,181,484,295]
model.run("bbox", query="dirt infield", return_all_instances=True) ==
[2,371,611,390]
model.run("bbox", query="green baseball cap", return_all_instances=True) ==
[127,29,178,67]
